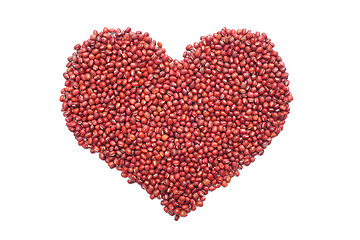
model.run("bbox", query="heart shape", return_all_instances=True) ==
[60,27,293,220]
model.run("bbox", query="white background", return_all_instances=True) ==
[1,0,359,239]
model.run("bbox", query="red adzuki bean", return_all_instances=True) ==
[60,27,293,221]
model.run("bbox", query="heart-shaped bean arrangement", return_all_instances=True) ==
[60,27,293,220]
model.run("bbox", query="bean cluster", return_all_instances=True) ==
[60,27,293,220]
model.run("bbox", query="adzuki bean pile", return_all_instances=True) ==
[60,27,293,220]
